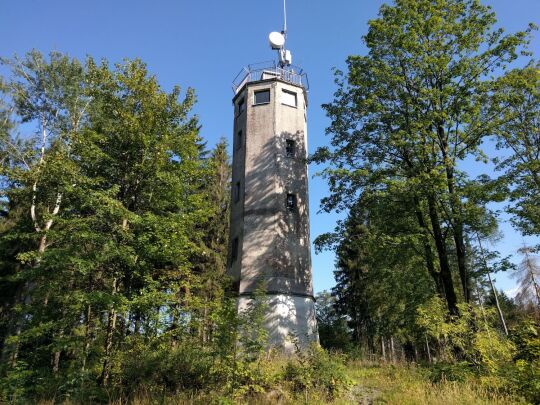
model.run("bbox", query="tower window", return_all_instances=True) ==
[282,89,297,107]
[233,181,241,203]
[237,98,245,115]
[236,130,242,150]
[285,139,296,158]
[286,193,297,211]
[231,237,239,263]
[254,89,270,105]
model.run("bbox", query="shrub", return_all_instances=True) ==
[283,344,353,400]
[428,361,474,383]
[116,337,214,397]
[506,320,540,403]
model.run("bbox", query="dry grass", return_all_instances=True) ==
[346,361,527,405]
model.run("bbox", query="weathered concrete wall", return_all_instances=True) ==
[228,78,317,350]
[238,294,318,351]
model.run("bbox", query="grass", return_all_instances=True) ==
[344,361,527,405]
[36,360,528,404]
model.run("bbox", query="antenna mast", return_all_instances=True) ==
[283,0,287,37]
[268,0,292,67]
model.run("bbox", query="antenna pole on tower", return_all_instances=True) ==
[268,0,292,67]
[283,0,287,37]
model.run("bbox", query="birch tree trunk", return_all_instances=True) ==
[390,336,396,363]
[425,335,432,364]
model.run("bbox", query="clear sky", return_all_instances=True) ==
[1,0,538,295]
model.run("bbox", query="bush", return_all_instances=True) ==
[116,337,214,396]
[428,361,474,383]
[506,320,540,404]
[283,344,353,400]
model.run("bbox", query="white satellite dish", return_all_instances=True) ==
[269,31,285,49]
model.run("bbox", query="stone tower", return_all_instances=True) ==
[228,63,318,351]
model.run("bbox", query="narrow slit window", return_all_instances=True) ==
[237,98,245,115]
[231,237,239,263]
[286,193,297,211]
[236,130,242,150]
[282,89,297,107]
[254,89,270,105]
[286,139,296,158]
[234,181,240,203]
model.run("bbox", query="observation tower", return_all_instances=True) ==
[227,1,318,351]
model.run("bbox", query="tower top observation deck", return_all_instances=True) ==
[232,61,308,94]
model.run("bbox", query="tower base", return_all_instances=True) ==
[238,293,319,353]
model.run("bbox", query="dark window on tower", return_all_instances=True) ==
[234,181,240,203]
[285,139,296,158]
[237,98,245,115]
[286,193,297,211]
[231,237,239,262]
[254,89,270,105]
[236,130,242,150]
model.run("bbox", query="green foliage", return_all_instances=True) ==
[315,291,353,351]
[506,320,540,403]
[310,5,537,404]
[417,298,516,371]
[415,298,540,402]
[0,50,230,402]
[117,337,215,395]
[283,343,353,400]
[491,64,540,241]
[428,362,474,383]
[312,0,535,318]
[0,0,537,401]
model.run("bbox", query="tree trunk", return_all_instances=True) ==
[413,196,444,296]
[453,221,470,302]
[82,304,92,372]
[427,194,459,315]
[439,129,470,302]
[99,277,117,387]
[390,336,396,363]
[425,335,432,364]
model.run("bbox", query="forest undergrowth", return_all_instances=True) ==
[32,358,531,405]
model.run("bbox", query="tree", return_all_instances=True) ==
[190,138,231,343]
[514,246,540,312]
[491,64,540,241]
[312,0,535,314]
[0,51,88,373]
[326,195,435,359]
[0,53,213,398]
[315,291,352,351]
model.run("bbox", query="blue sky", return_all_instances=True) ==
[1,0,538,295]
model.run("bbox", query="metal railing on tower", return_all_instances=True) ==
[232,61,309,94]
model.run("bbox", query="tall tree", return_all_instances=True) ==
[0,53,213,397]
[325,194,435,355]
[189,138,231,343]
[0,51,88,370]
[312,0,534,313]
